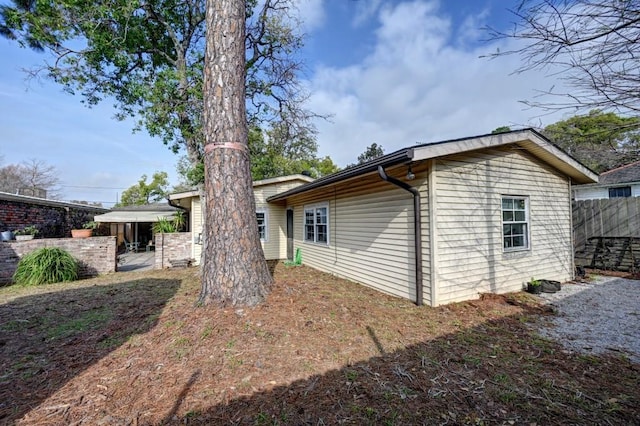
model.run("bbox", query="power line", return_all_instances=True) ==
[59,184,127,190]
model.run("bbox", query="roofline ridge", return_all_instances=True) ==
[601,159,640,175]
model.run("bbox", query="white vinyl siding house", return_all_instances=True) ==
[284,166,427,302]
[432,148,574,304]
[253,175,314,260]
[172,130,597,306]
[574,184,640,200]
[269,129,596,306]
[170,175,313,263]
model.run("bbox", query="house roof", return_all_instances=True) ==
[94,210,177,223]
[253,174,314,188]
[267,129,598,202]
[0,191,109,212]
[110,203,178,212]
[598,160,640,185]
[168,174,316,201]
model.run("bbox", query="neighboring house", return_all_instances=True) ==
[0,191,108,238]
[573,160,640,200]
[172,129,597,306]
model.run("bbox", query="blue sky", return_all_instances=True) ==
[1,0,568,206]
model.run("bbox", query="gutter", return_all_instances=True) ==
[267,148,413,202]
[377,165,423,306]
[167,197,190,229]
[167,198,190,214]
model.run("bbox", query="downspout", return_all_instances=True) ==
[377,165,423,306]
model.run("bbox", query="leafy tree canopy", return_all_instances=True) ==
[118,171,169,206]
[543,110,640,173]
[177,126,340,184]
[347,143,385,167]
[249,125,339,180]
[491,126,512,134]
[0,0,319,174]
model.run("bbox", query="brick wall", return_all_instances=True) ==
[0,198,107,238]
[155,232,192,269]
[0,236,117,284]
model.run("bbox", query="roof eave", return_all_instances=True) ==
[169,190,200,200]
[412,129,598,184]
[253,174,315,188]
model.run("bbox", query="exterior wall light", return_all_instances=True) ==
[406,165,415,180]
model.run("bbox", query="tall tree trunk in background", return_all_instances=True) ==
[200,0,273,306]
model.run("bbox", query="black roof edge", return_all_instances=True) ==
[266,148,413,202]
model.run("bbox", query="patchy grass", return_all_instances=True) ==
[0,265,638,425]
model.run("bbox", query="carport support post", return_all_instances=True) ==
[377,166,423,306]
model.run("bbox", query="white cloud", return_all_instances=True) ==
[307,0,568,166]
[293,0,325,32]
[352,0,383,27]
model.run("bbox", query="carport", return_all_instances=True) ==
[94,204,180,252]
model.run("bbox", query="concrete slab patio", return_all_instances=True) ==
[117,251,155,272]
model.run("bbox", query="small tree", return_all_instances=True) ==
[0,159,61,199]
[348,143,385,167]
[543,110,640,172]
[491,126,512,134]
[118,172,169,206]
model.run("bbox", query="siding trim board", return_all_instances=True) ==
[427,159,438,307]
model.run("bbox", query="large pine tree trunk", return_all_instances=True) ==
[200,0,273,306]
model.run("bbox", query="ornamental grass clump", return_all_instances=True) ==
[12,247,79,286]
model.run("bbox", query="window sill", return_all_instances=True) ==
[303,240,330,247]
[502,248,530,259]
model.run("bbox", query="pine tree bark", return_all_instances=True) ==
[200,0,273,306]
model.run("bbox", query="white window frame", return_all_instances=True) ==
[256,209,268,242]
[303,202,329,245]
[501,196,530,252]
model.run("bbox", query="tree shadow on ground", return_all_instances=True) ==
[0,277,180,422]
[168,297,640,425]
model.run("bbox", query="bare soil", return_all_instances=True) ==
[1,264,638,425]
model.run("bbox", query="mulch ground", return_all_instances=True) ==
[1,264,638,425]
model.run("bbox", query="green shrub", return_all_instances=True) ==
[15,226,39,236]
[153,217,177,233]
[12,247,78,286]
[83,221,98,229]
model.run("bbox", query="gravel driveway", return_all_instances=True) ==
[535,276,640,363]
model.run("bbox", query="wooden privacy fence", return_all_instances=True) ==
[573,198,640,271]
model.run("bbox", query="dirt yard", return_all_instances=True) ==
[1,265,638,425]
